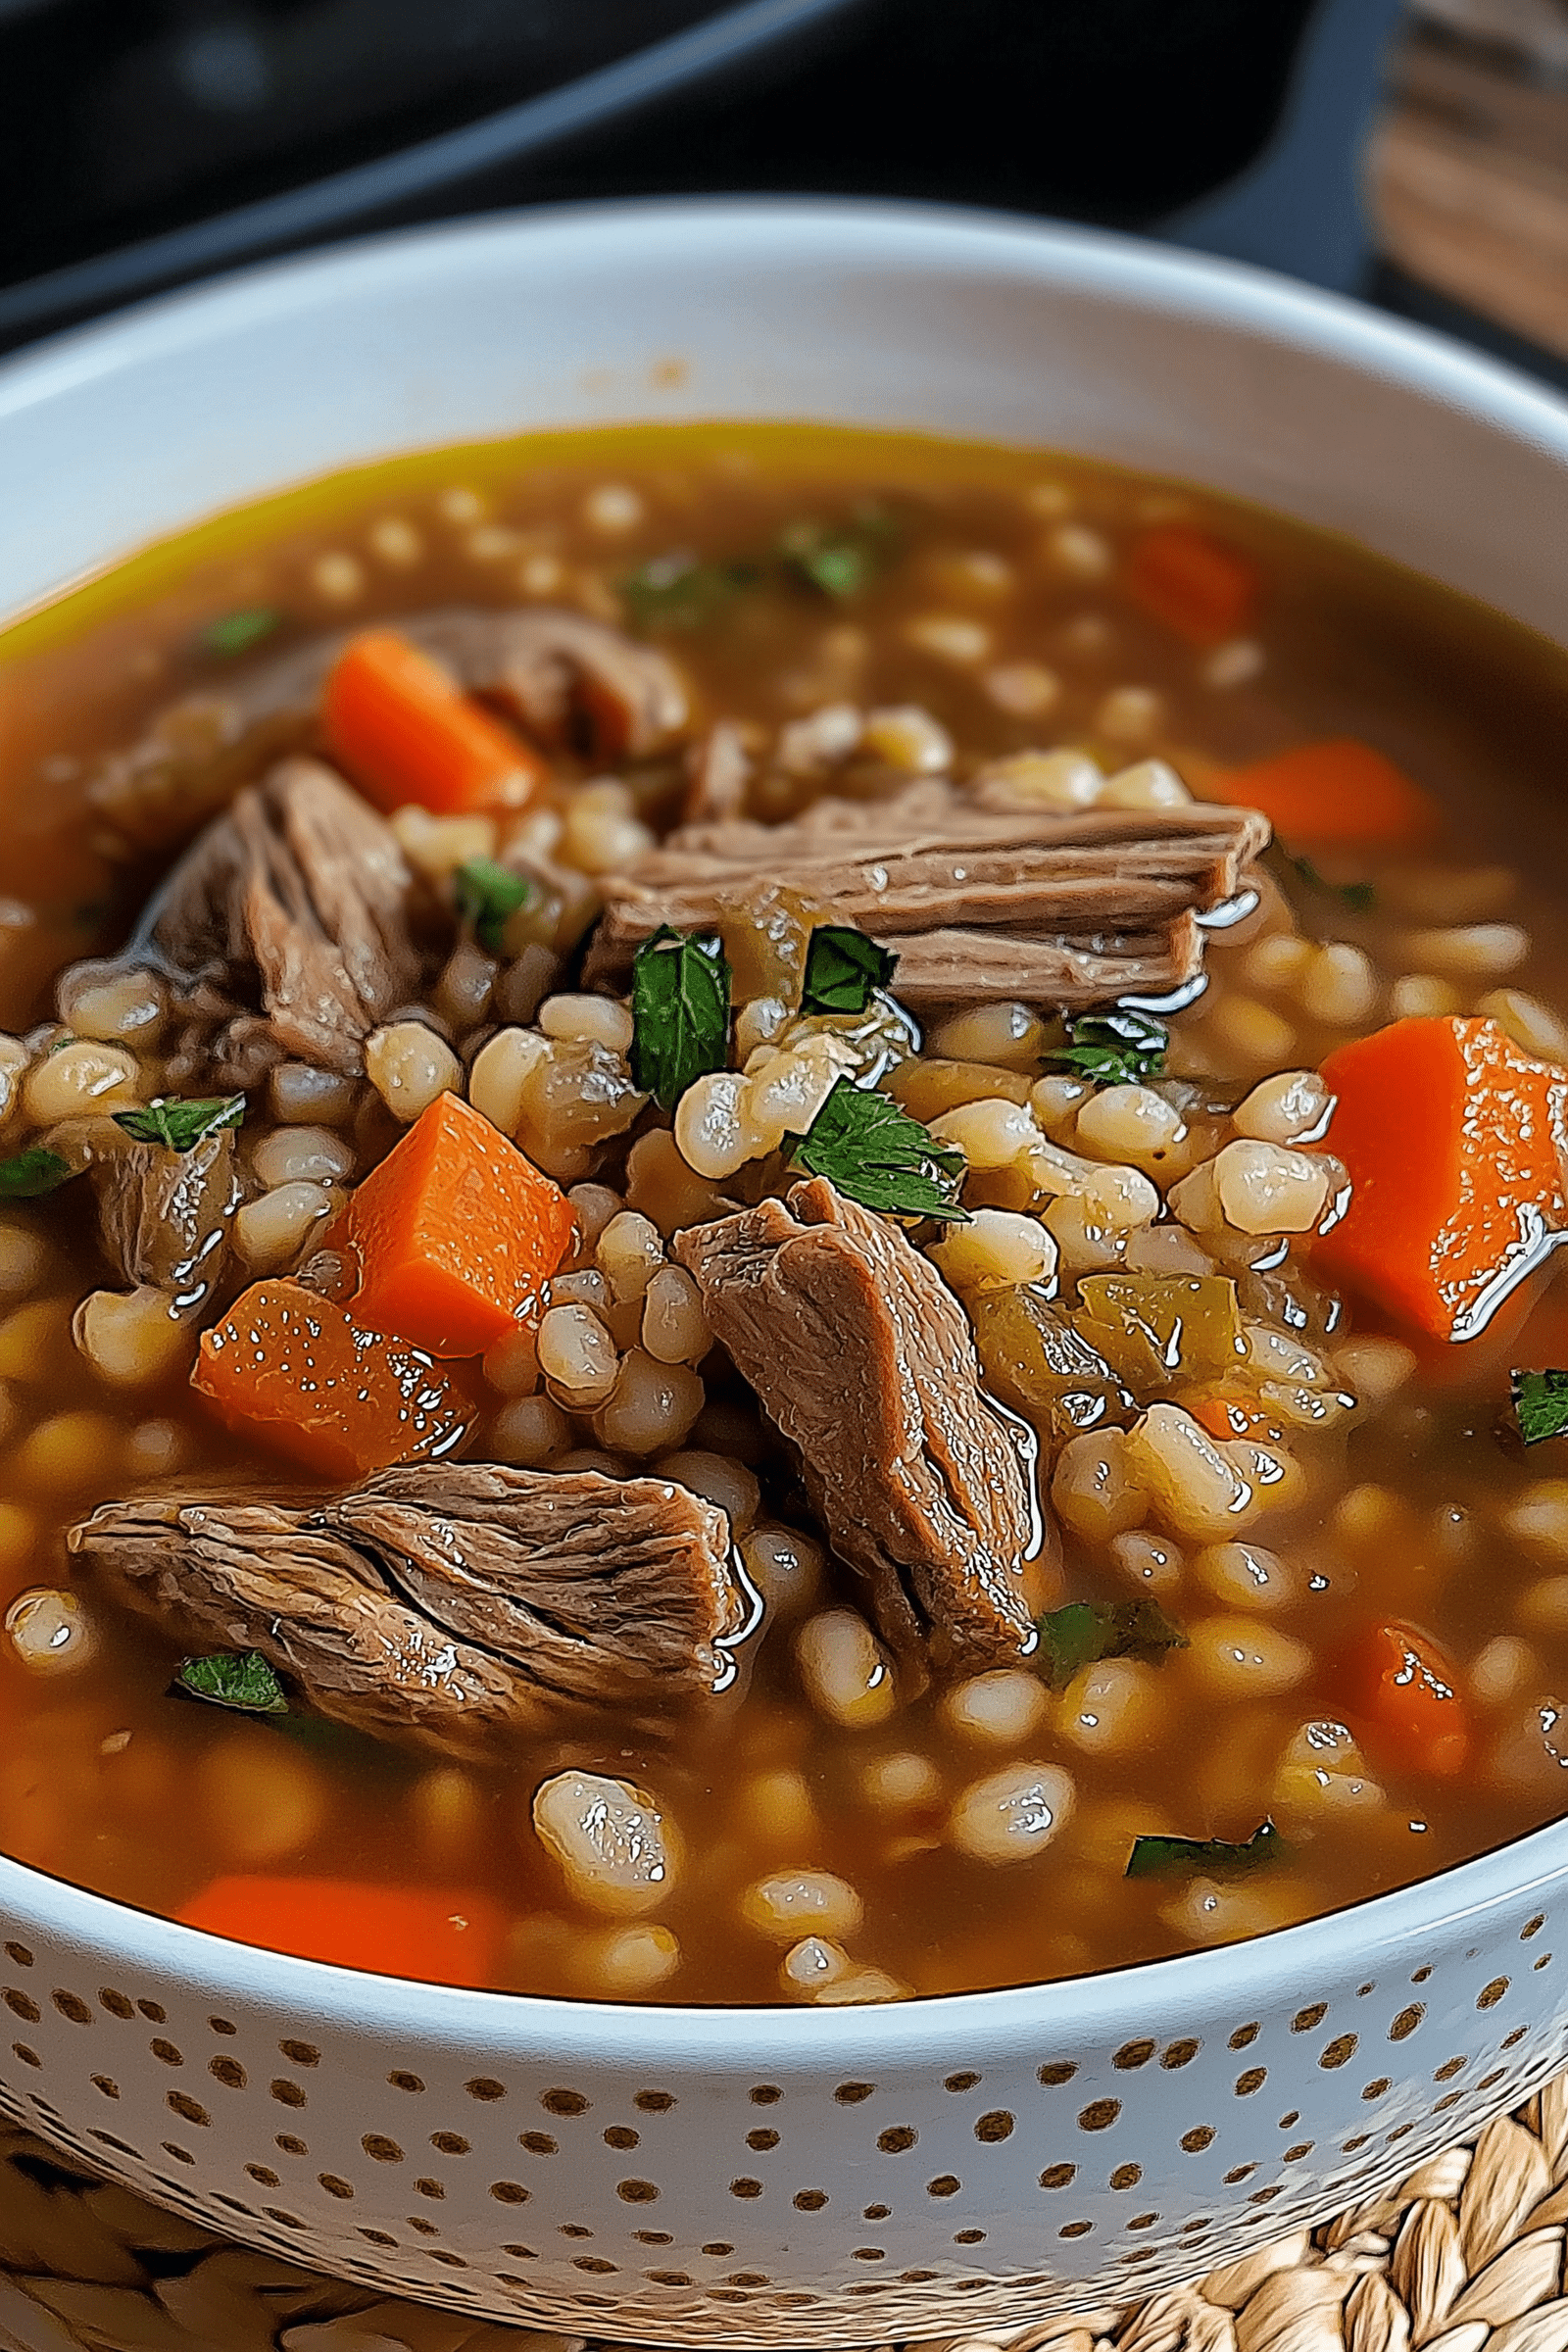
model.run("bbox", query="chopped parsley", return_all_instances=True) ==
[621,553,759,632]
[1278,845,1375,912]
[630,926,732,1109]
[1125,1819,1285,1881]
[1036,1598,1188,1692]
[800,925,899,1016]
[114,1096,246,1152]
[789,1077,969,1221]
[453,857,530,952]
[1512,1368,1568,1447]
[1044,1008,1168,1088]
[200,607,282,659]
[778,507,896,601]
[176,1650,288,1716]
[0,1147,74,1200]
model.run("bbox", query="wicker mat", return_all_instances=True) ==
[8,2077,1568,2352]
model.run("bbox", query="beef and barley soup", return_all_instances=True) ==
[4,421,1568,2005]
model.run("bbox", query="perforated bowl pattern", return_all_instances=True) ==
[4,1833,1568,2345]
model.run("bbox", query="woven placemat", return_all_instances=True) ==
[6,2075,1568,2352]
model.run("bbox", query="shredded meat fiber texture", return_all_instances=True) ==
[675,1176,1044,1673]
[70,1465,749,1756]
[100,756,424,1092]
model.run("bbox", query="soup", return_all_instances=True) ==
[3,421,1568,2007]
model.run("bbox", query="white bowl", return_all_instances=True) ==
[5,200,1568,2348]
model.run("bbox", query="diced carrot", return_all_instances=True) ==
[180,1876,506,1987]
[193,1279,475,1481]
[1188,1395,1281,1443]
[1313,1016,1568,1343]
[1335,1621,1471,1779]
[1124,523,1259,647]
[321,629,549,817]
[341,1092,574,1356]
[1205,738,1440,846]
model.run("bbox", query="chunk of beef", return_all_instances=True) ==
[94,1128,242,1317]
[587,783,1269,1007]
[411,608,688,760]
[72,757,424,1091]
[71,1464,753,1756]
[88,608,691,852]
[673,1177,1039,1669]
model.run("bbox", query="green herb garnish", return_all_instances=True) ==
[1044,1008,1169,1088]
[789,1076,969,1221]
[1278,846,1375,912]
[1513,1368,1568,1446]
[621,553,759,632]
[201,607,281,659]
[800,925,899,1016]
[176,1650,288,1716]
[1036,1598,1188,1692]
[630,926,732,1109]
[1126,1819,1285,1881]
[0,1147,74,1200]
[114,1096,246,1152]
[778,507,897,601]
[453,857,530,953]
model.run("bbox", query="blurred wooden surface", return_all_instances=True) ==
[1372,4,1568,359]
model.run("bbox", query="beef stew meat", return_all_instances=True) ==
[4,425,1568,2002]
[73,1465,750,1748]
[673,1177,1044,1669]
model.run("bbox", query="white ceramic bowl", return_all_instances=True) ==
[5,201,1568,2348]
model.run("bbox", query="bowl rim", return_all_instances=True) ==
[4,192,1568,2059]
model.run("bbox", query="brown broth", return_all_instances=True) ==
[2,422,1568,2003]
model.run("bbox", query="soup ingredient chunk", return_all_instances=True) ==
[412,604,689,759]
[1210,738,1439,847]
[83,758,423,1090]
[1124,522,1259,647]
[322,629,549,815]
[181,1876,506,1985]
[1314,1016,1568,1341]
[73,1463,749,1749]
[339,1091,573,1354]
[675,1176,1039,1667]
[1337,1621,1471,1779]
[88,604,689,850]
[193,1279,474,1479]
[588,781,1271,1008]
[533,1769,679,1915]
[93,1123,242,1317]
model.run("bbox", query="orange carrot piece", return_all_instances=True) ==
[342,1091,574,1357]
[1124,523,1259,647]
[1313,1016,1568,1342]
[1207,737,1440,846]
[1335,1621,1471,1779]
[180,1877,506,1987]
[193,1279,474,1481]
[322,629,549,816]
[1188,1395,1281,1444]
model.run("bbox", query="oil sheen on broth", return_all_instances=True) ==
[2,422,1568,2008]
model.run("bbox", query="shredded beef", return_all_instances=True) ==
[673,1176,1040,1669]
[586,782,1269,1006]
[71,1464,753,1755]
[69,757,424,1091]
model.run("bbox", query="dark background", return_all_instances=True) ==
[0,0,1562,390]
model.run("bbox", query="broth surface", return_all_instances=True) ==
[3,422,1568,2004]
